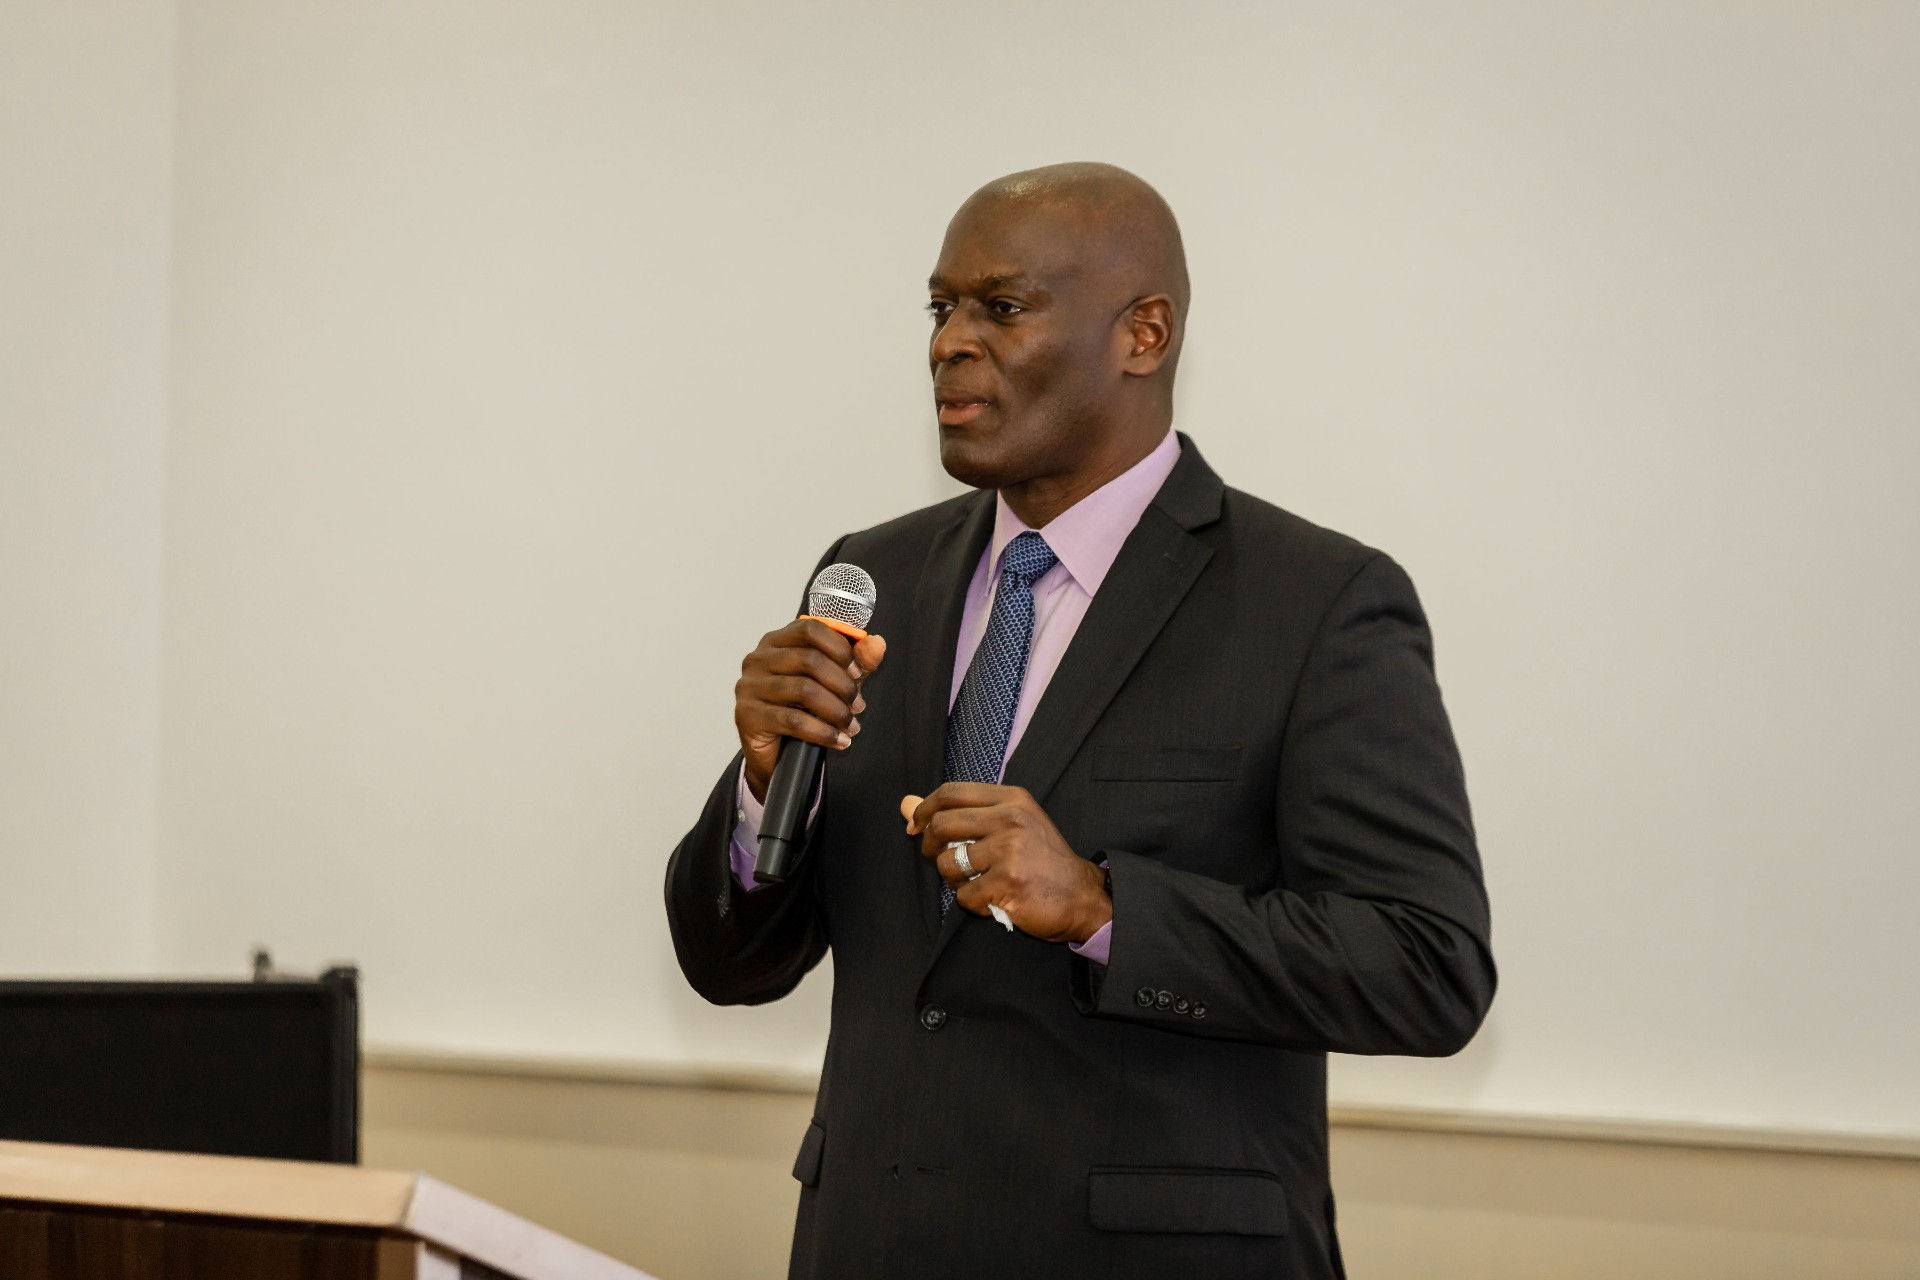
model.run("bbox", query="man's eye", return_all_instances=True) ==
[989,300,1025,317]
[926,301,953,320]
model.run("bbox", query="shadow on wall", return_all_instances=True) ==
[660,932,834,1074]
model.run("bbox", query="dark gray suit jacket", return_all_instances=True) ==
[665,437,1494,1279]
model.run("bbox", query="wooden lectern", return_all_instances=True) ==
[0,1139,658,1279]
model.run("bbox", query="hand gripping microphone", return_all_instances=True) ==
[753,563,877,884]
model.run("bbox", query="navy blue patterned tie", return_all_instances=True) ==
[940,530,1059,914]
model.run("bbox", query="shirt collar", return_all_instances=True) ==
[987,429,1183,595]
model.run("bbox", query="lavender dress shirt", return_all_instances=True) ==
[727,428,1184,967]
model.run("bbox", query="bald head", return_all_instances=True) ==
[927,162,1190,524]
[963,161,1190,338]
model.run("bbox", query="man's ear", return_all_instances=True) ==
[1120,295,1176,377]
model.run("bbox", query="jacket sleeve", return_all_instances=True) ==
[1074,553,1496,1056]
[662,537,851,1006]
[664,750,830,1005]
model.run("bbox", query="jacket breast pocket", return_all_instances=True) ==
[1087,1166,1288,1236]
[1090,745,1242,782]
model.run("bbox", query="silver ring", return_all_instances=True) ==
[951,841,980,881]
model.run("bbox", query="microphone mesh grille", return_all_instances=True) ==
[808,562,877,630]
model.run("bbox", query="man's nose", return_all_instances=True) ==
[930,307,983,365]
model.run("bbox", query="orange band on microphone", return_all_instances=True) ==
[804,614,869,642]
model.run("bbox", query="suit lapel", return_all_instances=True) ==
[1004,437,1224,807]
[999,508,1212,807]
[921,436,1226,966]
[902,491,995,945]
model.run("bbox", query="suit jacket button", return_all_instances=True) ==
[1155,991,1174,1010]
[1173,996,1190,1015]
[919,1005,948,1032]
[1191,1002,1207,1020]
[1135,987,1155,1008]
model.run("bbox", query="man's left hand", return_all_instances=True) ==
[902,783,1111,944]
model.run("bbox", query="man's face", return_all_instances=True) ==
[927,198,1127,492]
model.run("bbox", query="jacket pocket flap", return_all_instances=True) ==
[1088,1167,1288,1236]
[1091,745,1242,781]
[791,1121,826,1187]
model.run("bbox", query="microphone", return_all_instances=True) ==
[754,563,878,884]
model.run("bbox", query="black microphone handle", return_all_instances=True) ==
[754,736,824,883]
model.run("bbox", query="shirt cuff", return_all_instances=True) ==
[1068,920,1112,967]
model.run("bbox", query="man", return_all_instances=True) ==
[665,162,1494,1279]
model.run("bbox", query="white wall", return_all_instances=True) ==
[8,2,1917,1139]
[0,2,174,974]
